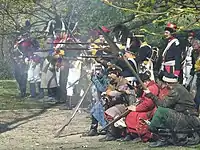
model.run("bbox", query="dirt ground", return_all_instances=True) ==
[0,108,199,150]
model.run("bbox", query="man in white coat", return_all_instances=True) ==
[26,54,44,99]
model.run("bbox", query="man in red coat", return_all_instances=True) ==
[124,71,159,142]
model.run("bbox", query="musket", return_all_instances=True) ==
[35,48,89,52]
[157,127,200,134]
[66,72,89,89]
[54,82,92,138]
[48,42,110,45]
[98,27,147,90]
[96,27,147,132]
[79,55,117,59]
[99,110,131,133]
[34,47,110,52]
[78,55,123,71]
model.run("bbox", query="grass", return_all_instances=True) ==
[0,80,51,110]
[0,80,200,149]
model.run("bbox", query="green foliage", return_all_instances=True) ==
[101,0,200,46]
[0,60,14,80]
[1,0,200,67]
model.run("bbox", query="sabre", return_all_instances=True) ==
[54,82,92,138]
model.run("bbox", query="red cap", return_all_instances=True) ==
[165,23,177,33]
[101,26,110,33]
[166,23,177,30]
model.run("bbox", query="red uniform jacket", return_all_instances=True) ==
[125,81,159,142]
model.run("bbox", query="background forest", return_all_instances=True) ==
[1,0,200,79]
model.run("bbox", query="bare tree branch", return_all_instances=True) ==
[109,14,135,28]
[129,16,160,30]
[33,1,58,16]
[169,0,200,9]
[4,8,21,30]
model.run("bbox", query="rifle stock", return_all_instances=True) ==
[99,110,131,133]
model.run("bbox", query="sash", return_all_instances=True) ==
[160,38,179,71]
[162,38,179,58]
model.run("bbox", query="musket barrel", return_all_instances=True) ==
[34,47,110,52]
[47,42,111,45]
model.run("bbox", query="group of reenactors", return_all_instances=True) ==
[85,23,200,147]
[12,19,66,102]
[11,18,200,147]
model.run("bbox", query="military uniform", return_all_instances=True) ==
[145,76,200,147]
[160,23,182,80]
[125,80,159,142]
[27,54,43,98]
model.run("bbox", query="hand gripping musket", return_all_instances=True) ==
[97,27,147,133]
[54,82,92,138]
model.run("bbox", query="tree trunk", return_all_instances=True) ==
[0,14,5,60]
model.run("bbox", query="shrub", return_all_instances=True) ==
[0,59,14,80]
